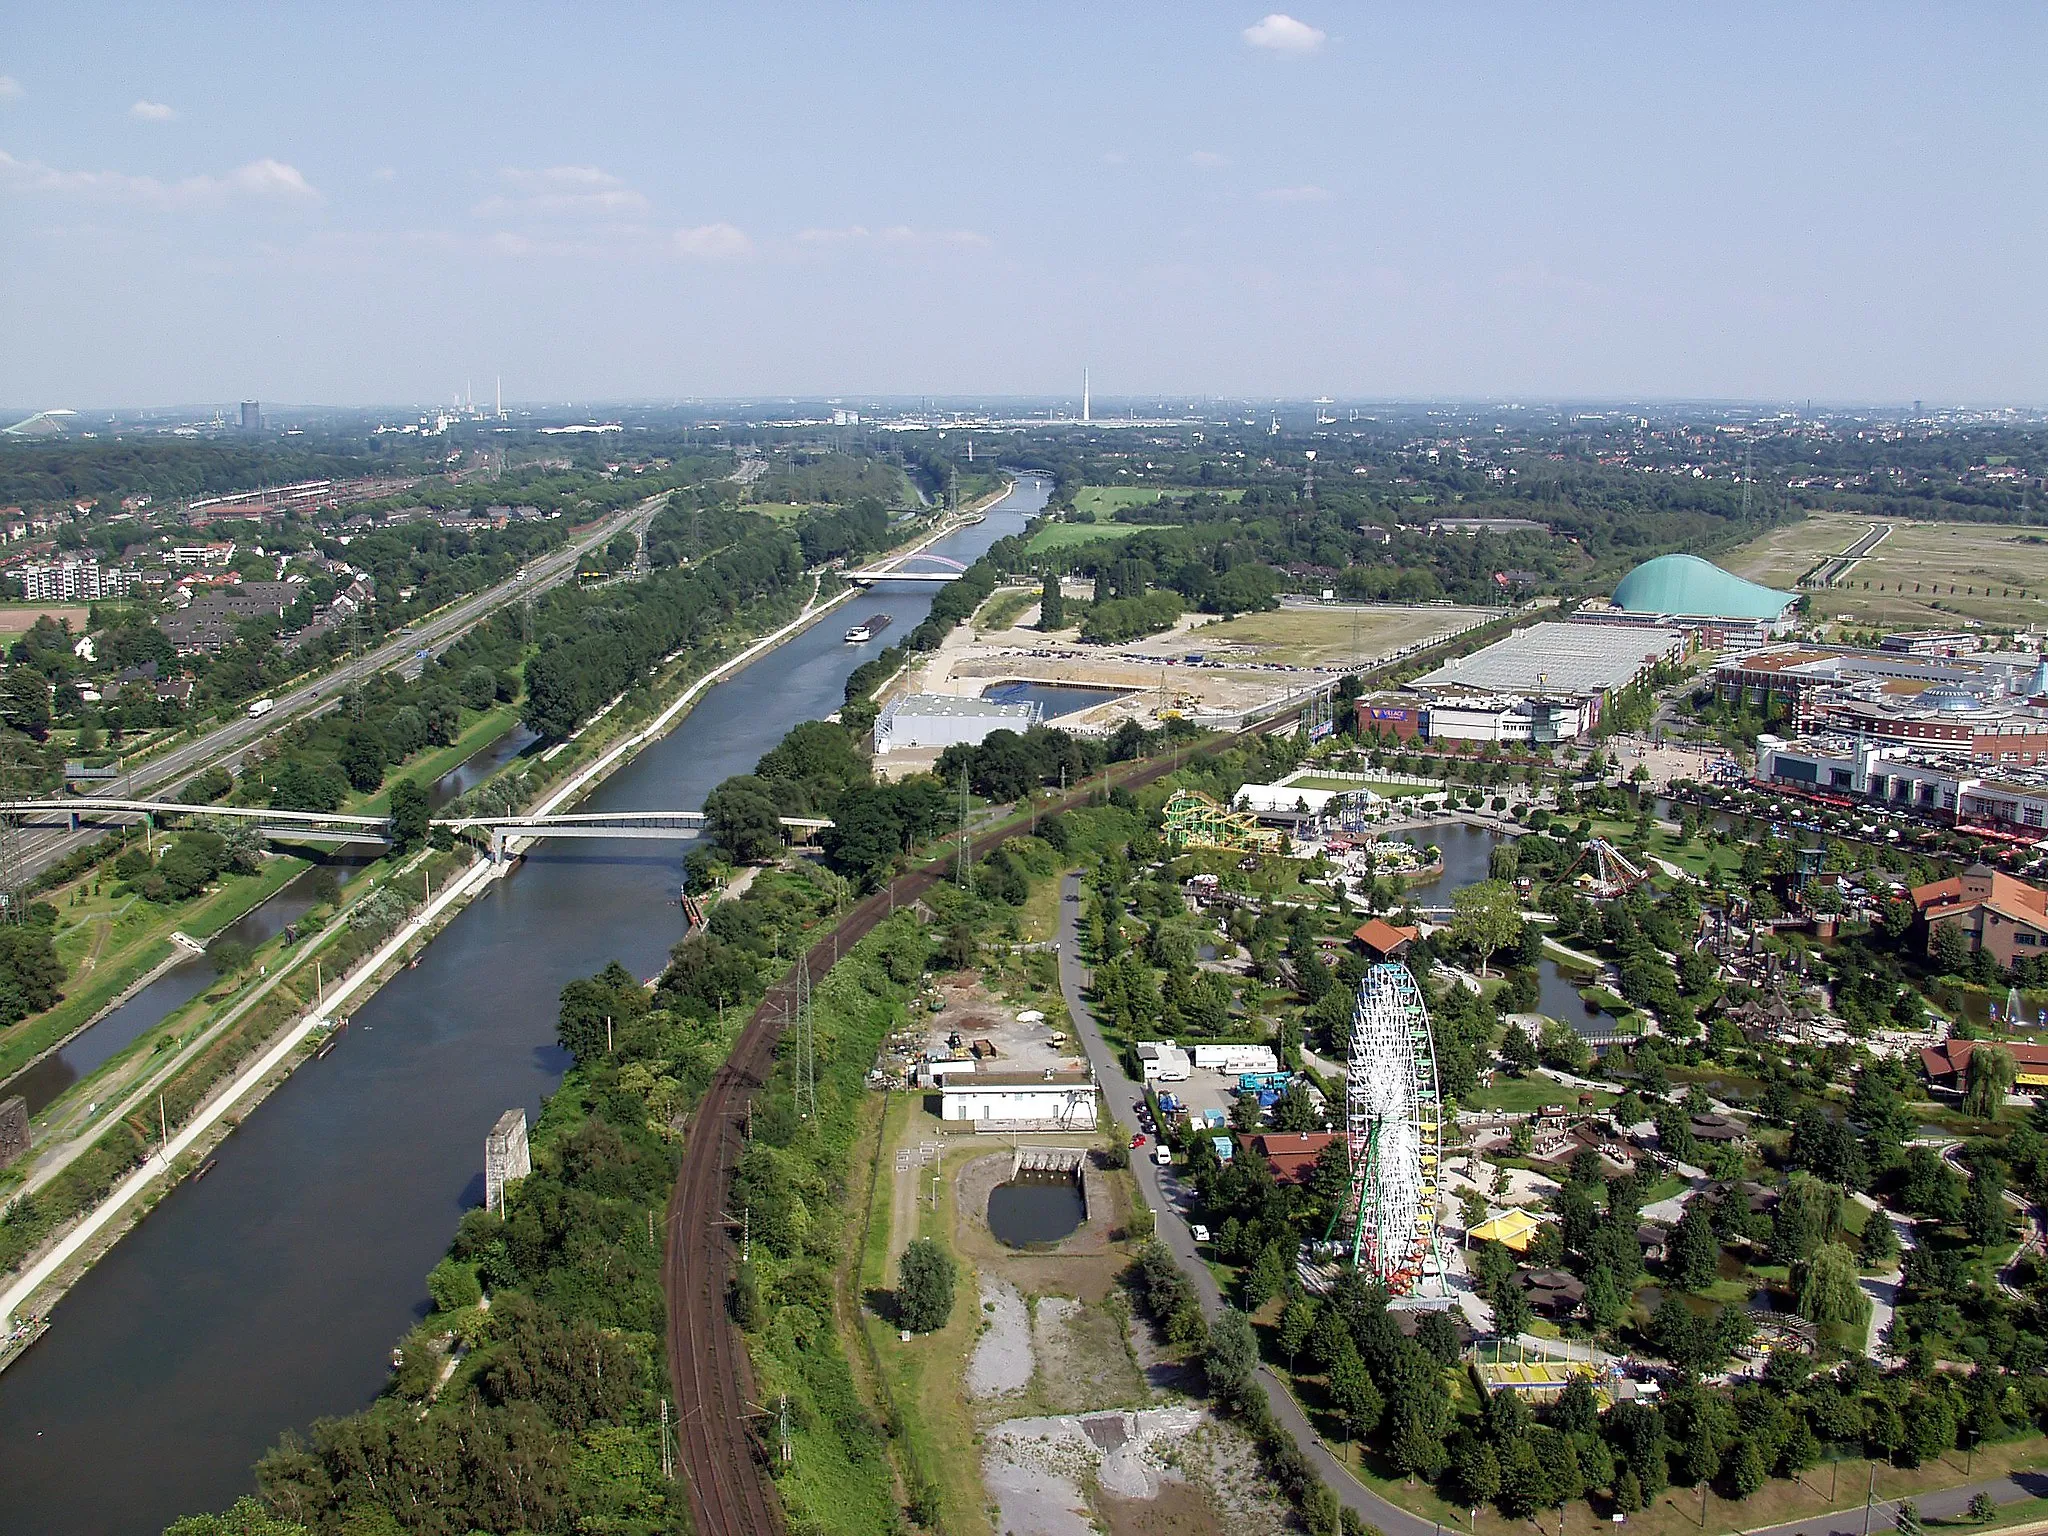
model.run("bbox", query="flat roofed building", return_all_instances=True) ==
[873,693,1041,753]
[927,1064,1098,1127]
[1410,621,1683,726]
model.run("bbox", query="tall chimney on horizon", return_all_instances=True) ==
[1083,368,1090,424]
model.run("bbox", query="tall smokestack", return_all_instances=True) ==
[1083,368,1090,424]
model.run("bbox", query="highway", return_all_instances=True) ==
[4,489,675,885]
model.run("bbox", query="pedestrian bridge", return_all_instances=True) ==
[844,551,968,584]
[0,798,832,860]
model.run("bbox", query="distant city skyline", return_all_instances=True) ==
[3,3,2044,407]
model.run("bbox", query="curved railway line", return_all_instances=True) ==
[663,736,1237,1534]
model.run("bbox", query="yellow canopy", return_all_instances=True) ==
[1469,1209,1540,1252]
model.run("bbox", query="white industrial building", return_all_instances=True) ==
[1424,694,1592,745]
[1135,1041,1192,1082]
[1188,1043,1280,1074]
[873,693,1042,754]
[925,1062,1099,1127]
[1407,621,1685,742]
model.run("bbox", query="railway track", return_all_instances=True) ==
[663,731,1254,1533]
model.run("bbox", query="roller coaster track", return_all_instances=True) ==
[664,730,1268,1533]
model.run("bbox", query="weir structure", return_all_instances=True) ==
[1337,962,1446,1295]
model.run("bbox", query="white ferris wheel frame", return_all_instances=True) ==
[1345,961,1446,1294]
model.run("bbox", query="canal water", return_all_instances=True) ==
[0,477,1052,1535]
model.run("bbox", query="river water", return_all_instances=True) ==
[0,477,1051,1535]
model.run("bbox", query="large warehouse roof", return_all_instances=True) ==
[1411,621,1683,697]
[1611,554,1796,622]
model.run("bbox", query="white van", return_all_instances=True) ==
[247,698,275,719]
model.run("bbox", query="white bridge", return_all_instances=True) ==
[844,551,968,584]
[0,799,831,860]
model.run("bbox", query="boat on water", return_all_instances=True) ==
[844,612,892,643]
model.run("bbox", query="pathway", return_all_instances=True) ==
[1054,869,2044,1536]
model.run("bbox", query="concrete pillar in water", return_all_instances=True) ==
[484,1108,530,1214]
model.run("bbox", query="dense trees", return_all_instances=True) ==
[896,1239,956,1332]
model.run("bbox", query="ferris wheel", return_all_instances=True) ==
[1342,962,1446,1294]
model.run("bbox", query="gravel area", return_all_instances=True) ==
[969,1277,1035,1399]
[984,1407,1207,1534]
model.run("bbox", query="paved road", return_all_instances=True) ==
[1054,870,1442,1536]
[1053,871,2045,1536]
[8,490,672,883]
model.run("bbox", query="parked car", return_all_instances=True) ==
[1130,1134,1146,1148]
[1190,1224,1210,1244]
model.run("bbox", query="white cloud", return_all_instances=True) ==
[473,165,648,219]
[1260,184,1331,203]
[130,100,177,122]
[796,224,990,251]
[0,149,321,208]
[0,77,21,103]
[673,222,750,259]
[1188,151,1229,169]
[1243,14,1326,53]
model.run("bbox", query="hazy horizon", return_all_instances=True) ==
[5,3,2044,409]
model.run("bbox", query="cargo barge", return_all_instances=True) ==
[844,613,892,643]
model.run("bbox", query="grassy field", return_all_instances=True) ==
[1725,513,2048,630]
[1465,1074,1613,1115]
[1072,485,1243,518]
[0,603,91,634]
[1024,520,1170,554]
[1188,605,1486,666]
[0,852,310,1085]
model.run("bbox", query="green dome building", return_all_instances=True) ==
[1610,553,1797,628]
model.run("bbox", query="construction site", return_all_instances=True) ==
[870,590,1489,777]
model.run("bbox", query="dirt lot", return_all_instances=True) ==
[1185,603,1490,666]
[1725,514,2048,630]
[0,604,90,635]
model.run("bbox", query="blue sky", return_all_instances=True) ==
[3,3,2044,408]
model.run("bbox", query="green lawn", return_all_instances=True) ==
[1025,520,1170,554]
[0,853,310,1085]
[1466,1075,1612,1116]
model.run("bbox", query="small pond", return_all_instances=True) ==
[979,681,1133,720]
[986,1176,1085,1247]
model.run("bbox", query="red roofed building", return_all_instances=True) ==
[1353,919,1420,960]
[1920,1037,2048,1091]
[1911,864,2048,970]
[1242,1132,1339,1187]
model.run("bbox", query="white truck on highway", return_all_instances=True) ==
[247,698,275,719]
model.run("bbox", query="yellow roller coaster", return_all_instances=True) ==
[1162,788,1290,856]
